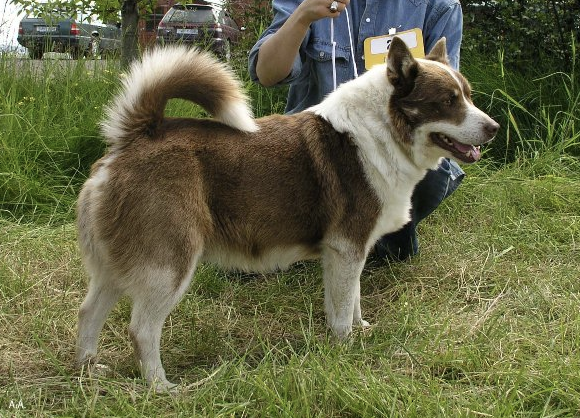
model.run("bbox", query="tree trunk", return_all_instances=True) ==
[121,0,139,69]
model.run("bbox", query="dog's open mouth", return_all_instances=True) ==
[430,133,481,163]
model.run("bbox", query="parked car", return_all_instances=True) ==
[156,2,242,60]
[17,9,121,59]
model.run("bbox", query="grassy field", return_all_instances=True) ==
[0,50,579,417]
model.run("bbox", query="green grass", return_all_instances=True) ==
[0,49,579,416]
[0,57,117,224]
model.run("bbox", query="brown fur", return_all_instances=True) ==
[92,113,381,281]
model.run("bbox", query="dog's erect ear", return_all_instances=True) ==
[387,37,418,95]
[425,37,449,65]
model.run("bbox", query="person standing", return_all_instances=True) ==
[249,0,466,262]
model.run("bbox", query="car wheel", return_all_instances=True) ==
[70,47,88,60]
[28,48,43,59]
[70,47,80,59]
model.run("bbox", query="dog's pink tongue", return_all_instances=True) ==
[453,142,473,153]
[454,141,481,161]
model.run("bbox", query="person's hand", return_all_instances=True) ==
[294,0,351,26]
[255,0,350,86]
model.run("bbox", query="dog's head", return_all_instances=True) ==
[387,37,499,167]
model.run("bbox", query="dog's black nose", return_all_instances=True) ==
[486,120,500,138]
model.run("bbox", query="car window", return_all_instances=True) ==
[169,7,215,24]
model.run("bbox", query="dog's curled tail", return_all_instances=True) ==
[101,46,258,147]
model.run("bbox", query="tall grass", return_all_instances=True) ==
[0,48,579,416]
[0,57,118,224]
[462,42,579,169]
[1,47,578,225]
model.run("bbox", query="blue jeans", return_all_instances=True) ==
[373,159,464,262]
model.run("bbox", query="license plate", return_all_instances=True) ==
[176,28,198,35]
[36,26,58,33]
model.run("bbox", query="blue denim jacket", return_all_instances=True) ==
[248,0,463,114]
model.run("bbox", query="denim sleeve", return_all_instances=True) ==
[424,2,463,70]
[248,0,310,86]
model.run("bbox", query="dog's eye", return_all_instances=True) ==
[443,93,458,106]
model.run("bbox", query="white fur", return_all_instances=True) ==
[101,46,258,145]
[311,60,497,249]
[416,59,498,148]
[310,65,432,249]
[217,100,259,133]
[320,236,369,338]
[202,245,318,272]
[77,155,116,275]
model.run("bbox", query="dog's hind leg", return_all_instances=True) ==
[322,241,367,340]
[76,270,122,366]
[127,260,198,391]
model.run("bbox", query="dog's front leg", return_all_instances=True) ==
[322,244,367,340]
[353,289,371,328]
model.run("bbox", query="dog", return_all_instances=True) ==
[75,37,499,390]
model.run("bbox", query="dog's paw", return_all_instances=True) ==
[76,361,113,383]
[356,319,371,328]
[75,350,97,368]
[151,379,179,394]
[331,323,353,341]
[75,353,111,376]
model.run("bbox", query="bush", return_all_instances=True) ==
[461,0,580,70]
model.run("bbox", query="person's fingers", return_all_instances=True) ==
[327,0,349,16]
[297,0,350,23]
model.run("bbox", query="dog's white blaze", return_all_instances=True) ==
[419,58,464,89]
[310,65,428,236]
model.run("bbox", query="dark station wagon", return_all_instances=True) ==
[156,2,242,60]
[17,9,121,59]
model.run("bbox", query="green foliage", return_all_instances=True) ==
[1,160,579,415]
[462,0,580,69]
[0,18,579,416]
[10,0,123,24]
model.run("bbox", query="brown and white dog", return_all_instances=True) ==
[76,37,499,389]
